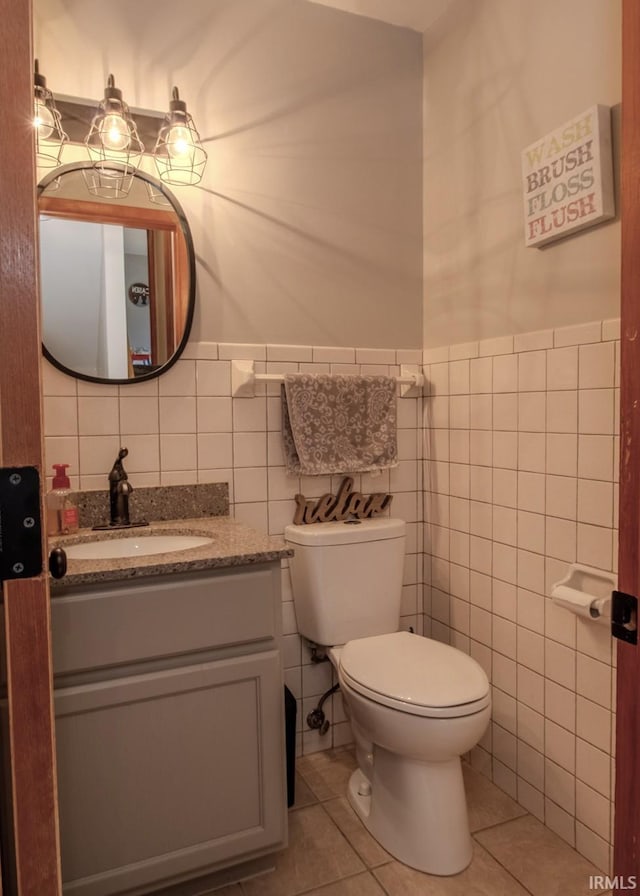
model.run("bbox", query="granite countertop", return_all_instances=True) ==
[49,516,293,590]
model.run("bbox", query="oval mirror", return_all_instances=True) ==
[38,163,195,384]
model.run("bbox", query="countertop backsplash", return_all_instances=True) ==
[71,482,229,529]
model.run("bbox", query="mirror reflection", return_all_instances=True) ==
[38,164,195,383]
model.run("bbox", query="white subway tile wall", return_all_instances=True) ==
[43,320,620,873]
[422,319,619,874]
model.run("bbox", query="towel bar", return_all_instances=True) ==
[231,360,425,399]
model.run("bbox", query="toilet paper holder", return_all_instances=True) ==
[550,563,617,624]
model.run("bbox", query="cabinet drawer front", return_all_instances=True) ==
[55,651,286,896]
[52,566,279,675]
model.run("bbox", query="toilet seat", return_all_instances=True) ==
[338,632,490,719]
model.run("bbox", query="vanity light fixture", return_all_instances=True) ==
[32,66,207,195]
[84,74,144,198]
[153,87,207,186]
[33,59,68,168]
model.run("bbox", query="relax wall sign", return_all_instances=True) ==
[521,105,615,248]
[293,476,393,524]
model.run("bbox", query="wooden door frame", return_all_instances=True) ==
[0,0,62,892]
[614,0,640,882]
[40,196,180,369]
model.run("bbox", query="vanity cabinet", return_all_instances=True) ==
[50,562,287,896]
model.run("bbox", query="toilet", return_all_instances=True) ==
[284,517,491,876]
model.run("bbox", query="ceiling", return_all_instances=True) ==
[305,0,455,33]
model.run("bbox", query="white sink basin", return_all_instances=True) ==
[65,534,213,561]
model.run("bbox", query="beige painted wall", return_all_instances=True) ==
[34,0,423,349]
[422,0,621,348]
[36,0,620,354]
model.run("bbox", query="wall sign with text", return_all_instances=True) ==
[128,282,150,306]
[521,105,615,248]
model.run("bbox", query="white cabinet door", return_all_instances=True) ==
[55,650,286,896]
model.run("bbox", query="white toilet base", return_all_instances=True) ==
[347,749,473,876]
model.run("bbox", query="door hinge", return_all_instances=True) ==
[0,467,43,582]
[612,590,638,645]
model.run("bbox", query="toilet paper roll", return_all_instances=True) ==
[551,585,609,620]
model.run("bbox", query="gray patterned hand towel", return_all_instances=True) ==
[281,373,397,475]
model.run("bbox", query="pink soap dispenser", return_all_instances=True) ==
[46,464,79,536]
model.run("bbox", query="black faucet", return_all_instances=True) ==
[109,447,132,526]
[91,447,148,531]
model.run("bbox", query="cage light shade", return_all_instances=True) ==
[144,180,173,206]
[154,87,207,186]
[85,74,144,196]
[33,60,68,168]
[81,165,138,200]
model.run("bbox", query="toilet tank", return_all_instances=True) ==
[284,518,406,647]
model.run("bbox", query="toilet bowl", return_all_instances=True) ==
[284,518,491,875]
[329,632,490,875]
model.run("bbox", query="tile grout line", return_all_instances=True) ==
[470,836,540,896]
[470,809,532,837]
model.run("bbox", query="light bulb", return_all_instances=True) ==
[154,86,207,185]
[166,124,192,159]
[34,98,55,140]
[99,113,131,151]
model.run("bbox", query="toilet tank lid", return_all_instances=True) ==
[284,518,405,546]
[340,632,490,709]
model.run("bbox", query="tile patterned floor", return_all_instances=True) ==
[217,748,612,896]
